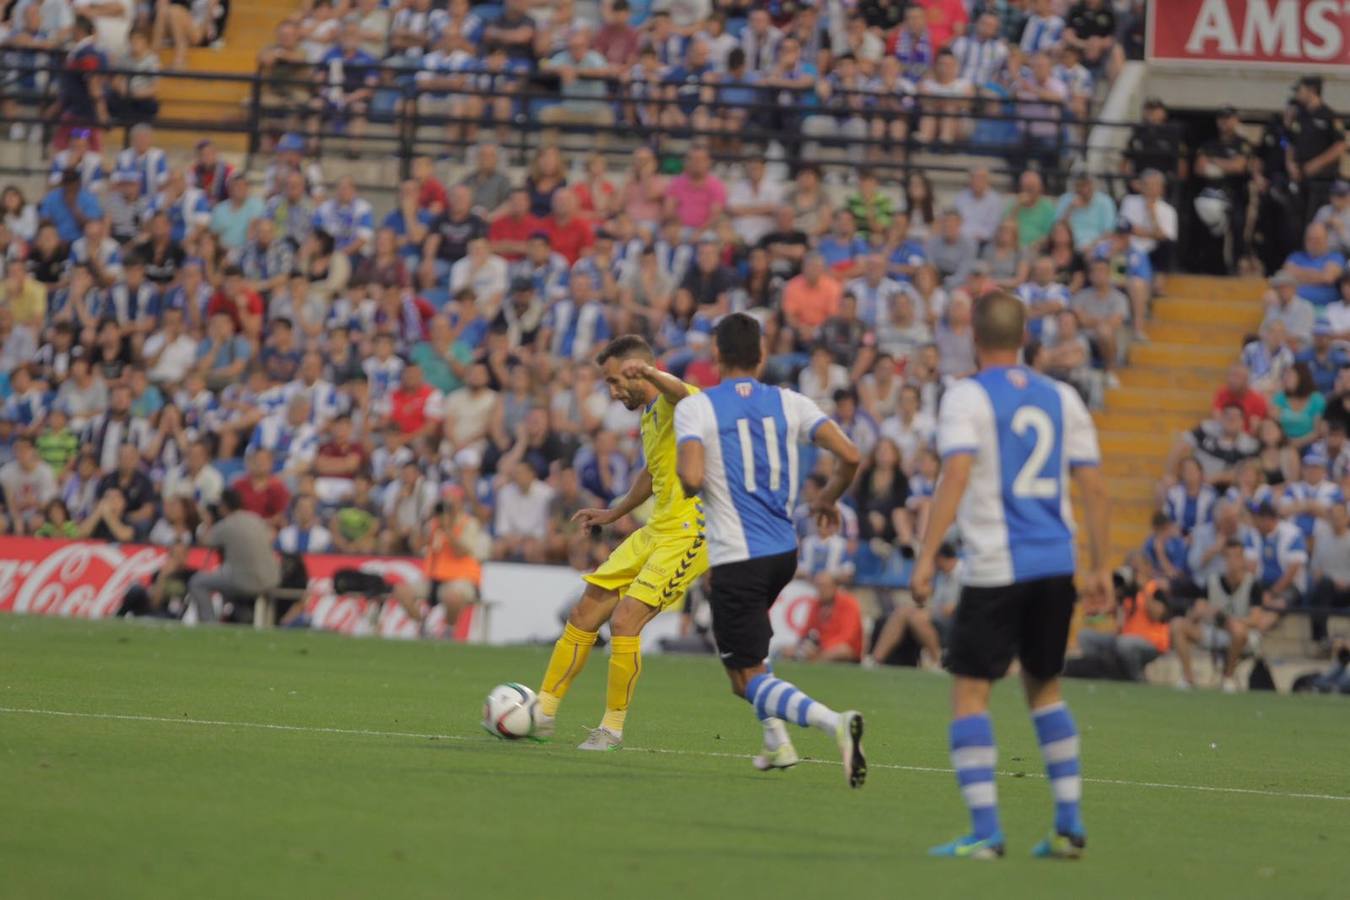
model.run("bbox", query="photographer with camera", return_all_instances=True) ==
[186,489,281,625]
[1072,568,1170,681]
[1170,539,1281,692]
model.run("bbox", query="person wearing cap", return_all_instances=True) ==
[1281,448,1344,539]
[1296,320,1350,395]
[1282,222,1345,309]
[1288,75,1346,218]
[1123,96,1184,183]
[1261,270,1316,348]
[1313,180,1350,257]
[1251,498,1308,610]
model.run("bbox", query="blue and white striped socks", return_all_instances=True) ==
[744,673,841,735]
[950,713,1001,841]
[1032,701,1084,837]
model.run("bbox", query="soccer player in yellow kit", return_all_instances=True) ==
[534,335,708,750]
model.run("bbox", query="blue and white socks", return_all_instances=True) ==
[1032,701,1084,837]
[744,673,842,735]
[950,713,1002,841]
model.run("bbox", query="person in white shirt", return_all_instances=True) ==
[449,237,508,312]
[275,494,334,554]
[879,383,936,472]
[143,306,197,384]
[1118,169,1178,281]
[952,166,1006,246]
[493,460,556,562]
[916,49,973,146]
[726,157,786,247]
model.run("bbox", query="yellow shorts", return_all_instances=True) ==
[582,526,709,610]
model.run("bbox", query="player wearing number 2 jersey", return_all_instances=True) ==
[674,313,868,788]
[912,291,1110,861]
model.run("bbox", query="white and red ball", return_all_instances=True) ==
[482,683,537,740]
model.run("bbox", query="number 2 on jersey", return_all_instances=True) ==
[1010,407,1057,499]
[735,417,781,493]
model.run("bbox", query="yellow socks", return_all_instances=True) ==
[537,623,597,717]
[601,635,642,735]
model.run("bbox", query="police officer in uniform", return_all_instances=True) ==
[1123,97,1186,189]
[1193,105,1252,273]
[1287,75,1346,224]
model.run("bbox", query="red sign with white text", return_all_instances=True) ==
[1148,0,1350,68]
[0,537,468,639]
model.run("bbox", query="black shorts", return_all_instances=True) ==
[946,575,1077,681]
[708,551,798,670]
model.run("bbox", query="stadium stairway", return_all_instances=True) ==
[1082,275,1267,565]
[154,0,302,154]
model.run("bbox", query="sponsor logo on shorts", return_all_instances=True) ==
[634,578,657,590]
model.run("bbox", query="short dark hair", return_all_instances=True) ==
[220,488,243,513]
[972,291,1026,352]
[714,313,763,371]
[1151,511,1171,529]
[595,334,654,366]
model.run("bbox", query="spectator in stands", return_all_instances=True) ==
[867,541,959,668]
[1174,403,1260,485]
[1120,168,1177,286]
[1017,254,1069,341]
[258,20,314,126]
[950,12,1007,88]
[1193,105,1252,273]
[1070,256,1128,381]
[1284,222,1344,310]
[231,447,289,529]
[1063,0,1123,80]
[1004,170,1055,252]
[1298,322,1349,396]
[313,22,378,143]
[665,145,725,235]
[1271,362,1325,450]
[783,572,863,664]
[0,436,58,533]
[76,485,134,542]
[1310,503,1350,643]
[951,166,1004,247]
[1252,499,1307,611]
[540,25,616,132]
[1056,172,1116,253]
[782,252,842,345]
[493,459,555,563]
[1313,181,1350,256]
[1187,499,1257,587]
[1171,538,1268,692]
[1262,271,1316,349]
[96,442,155,537]
[925,208,977,288]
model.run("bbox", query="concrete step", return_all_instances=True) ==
[1164,275,1268,303]
[1131,341,1235,370]
[1117,367,1227,391]
[1106,388,1215,414]
[1148,319,1254,346]
[1152,296,1265,324]
[158,78,251,104]
[1095,408,1197,435]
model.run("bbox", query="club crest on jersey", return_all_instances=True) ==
[736,382,753,398]
[1005,368,1028,389]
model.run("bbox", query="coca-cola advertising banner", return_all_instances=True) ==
[0,537,697,648]
[0,537,568,642]
[1148,0,1350,68]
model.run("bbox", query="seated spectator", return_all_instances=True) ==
[1281,449,1343,540]
[96,443,157,538]
[844,170,897,242]
[1271,362,1325,450]
[152,0,218,69]
[1284,222,1345,309]
[1070,256,1128,379]
[77,486,135,543]
[866,542,960,668]
[980,219,1029,289]
[951,166,1004,247]
[393,493,487,635]
[925,208,978,288]
[1251,499,1306,611]
[1005,170,1056,252]
[1042,309,1102,407]
[1018,255,1071,341]
[1313,180,1350,256]
[1212,364,1269,434]
[231,448,290,528]
[782,253,842,345]
[1118,168,1177,288]
[1139,512,1190,597]
[664,146,725,234]
[1012,51,1067,164]
[1164,457,1217,538]
[1240,320,1294,395]
[1171,539,1272,691]
[1055,172,1116,252]
[0,258,47,332]
[934,291,977,379]
[1310,503,1350,643]
[493,460,555,563]
[1187,499,1259,586]
[162,438,224,508]
[311,23,378,143]
[782,572,863,664]
[1298,322,1349,396]
[1075,572,1170,681]
[0,437,58,533]
[1262,271,1316,350]
[539,26,617,132]
[148,495,200,547]
[1173,403,1261,485]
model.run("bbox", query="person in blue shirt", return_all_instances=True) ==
[1141,512,1191,594]
[1283,222,1345,307]
[314,22,378,139]
[1295,320,1350,394]
[674,312,866,786]
[38,170,102,243]
[816,209,870,277]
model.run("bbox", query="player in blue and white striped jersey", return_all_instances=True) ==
[674,313,867,788]
[912,291,1110,861]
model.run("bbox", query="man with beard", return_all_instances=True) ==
[532,335,708,751]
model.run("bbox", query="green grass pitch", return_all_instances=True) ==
[2,615,1347,900]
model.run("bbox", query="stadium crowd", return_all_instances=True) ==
[0,0,1347,677]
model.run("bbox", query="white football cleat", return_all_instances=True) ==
[529,712,556,742]
[577,726,623,751]
[752,741,800,771]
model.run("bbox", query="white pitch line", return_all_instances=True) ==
[4,706,1347,804]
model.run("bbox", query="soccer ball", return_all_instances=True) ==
[482,683,537,740]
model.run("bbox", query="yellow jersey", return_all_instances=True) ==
[641,386,703,534]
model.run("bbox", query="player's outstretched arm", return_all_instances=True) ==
[573,467,654,529]
[620,359,690,404]
[1071,463,1113,609]
[911,453,973,605]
